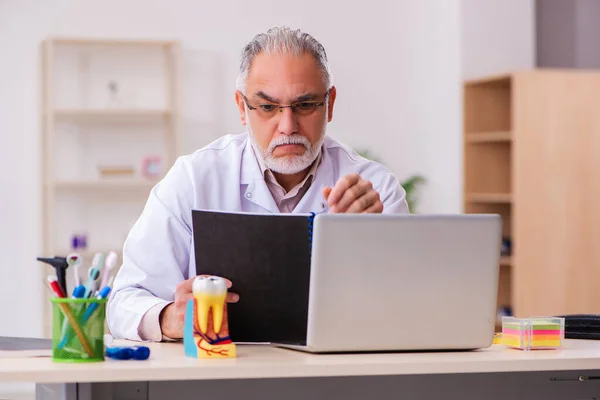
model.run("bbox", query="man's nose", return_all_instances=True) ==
[277,107,299,135]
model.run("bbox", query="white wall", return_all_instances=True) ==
[0,0,462,338]
[461,0,536,80]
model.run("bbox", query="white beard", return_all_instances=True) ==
[247,115,326,175]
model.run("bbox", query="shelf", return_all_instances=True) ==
[53,109,171,119]
[500,256,512,266]
[465,193,512,203]
[464,77,511,133]
[54,249,122,259]
[465,203,512,237]
[50,37,178,47]
[49,179,157,190]
[466,131,512,143]
[464,73,512,87]
[465,141,511,196]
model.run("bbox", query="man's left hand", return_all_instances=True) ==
[322,173,383,213]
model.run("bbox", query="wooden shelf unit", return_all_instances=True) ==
[53,109,171,119]
[466,131,512,143]
[463,70,600,325]
[55,249,123,262]
[51,179,157,190]
[39,37,181,336]
[465,193,512,203]
[499,256,512,267]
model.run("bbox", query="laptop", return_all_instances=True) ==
[275,213,502,353]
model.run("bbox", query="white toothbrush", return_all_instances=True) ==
[66,253,83,287]
[100,251,118,289]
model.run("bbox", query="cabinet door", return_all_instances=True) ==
[513,71,600,317]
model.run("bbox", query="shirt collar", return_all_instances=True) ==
[253,143,323,194]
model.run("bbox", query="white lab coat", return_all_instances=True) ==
[107,133,409,340]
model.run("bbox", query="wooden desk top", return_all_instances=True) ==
[2,340,600,384]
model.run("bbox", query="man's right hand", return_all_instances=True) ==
[159,275,239,339]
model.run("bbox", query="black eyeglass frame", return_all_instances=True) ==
[241,88,331,116]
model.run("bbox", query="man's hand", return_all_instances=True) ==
[322,173,383,214]
[159,275,239,339]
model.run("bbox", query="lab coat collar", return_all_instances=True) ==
[240,136,335,214]
[241,140,279,213]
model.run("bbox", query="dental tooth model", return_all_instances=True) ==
[183,275,237,358]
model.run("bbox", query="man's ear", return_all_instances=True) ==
[327,86,337,122]
[235,91,247,126]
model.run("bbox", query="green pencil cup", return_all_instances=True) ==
[51,298,106,363]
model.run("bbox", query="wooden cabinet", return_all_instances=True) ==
[463,70,600,323]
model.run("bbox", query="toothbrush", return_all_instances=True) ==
[84,253,104,298]
[66,253,83,287]
[100,251,118,289]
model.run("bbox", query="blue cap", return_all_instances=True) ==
[98,285,111,299]
[105,346,150,361]
[131,346,150,360]
[72,284,85,298]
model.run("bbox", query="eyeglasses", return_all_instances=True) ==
[241,89,330,119]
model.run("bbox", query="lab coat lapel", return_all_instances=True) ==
[240,140,279,213]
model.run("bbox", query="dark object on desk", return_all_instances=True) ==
[192,209,314,344]
[556,314,600,340]
[37,256,69,293]
[0,336,52,358]
[501,237,512,256]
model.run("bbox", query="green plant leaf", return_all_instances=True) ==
[354,148,426,213]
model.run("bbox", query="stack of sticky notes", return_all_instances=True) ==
[501,316,565,350]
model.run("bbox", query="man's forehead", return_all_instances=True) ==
[245,52,326,97]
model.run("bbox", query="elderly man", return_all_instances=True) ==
[107,26,409,341]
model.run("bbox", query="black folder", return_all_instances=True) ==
[191,209,315,344]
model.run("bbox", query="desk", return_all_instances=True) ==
[2,340,600,400]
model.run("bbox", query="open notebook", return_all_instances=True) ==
[191,209,315,344]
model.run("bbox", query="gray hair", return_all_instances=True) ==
[236,26,333,93]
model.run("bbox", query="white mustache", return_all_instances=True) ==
[267,135,310,153]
